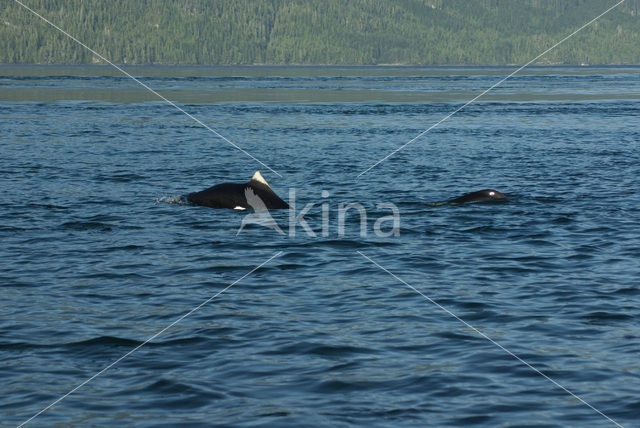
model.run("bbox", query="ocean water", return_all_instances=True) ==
[1,65,639,427]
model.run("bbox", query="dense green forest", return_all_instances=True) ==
[1,0,639,65]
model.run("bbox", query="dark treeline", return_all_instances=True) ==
[1,0,639,65]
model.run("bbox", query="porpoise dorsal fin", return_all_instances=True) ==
[250,170,271,188]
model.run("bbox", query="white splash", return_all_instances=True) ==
[156,195,189,205]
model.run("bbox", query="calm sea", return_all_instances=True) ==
[1,65,639,427]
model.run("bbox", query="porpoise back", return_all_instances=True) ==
[187,171,289,210]
[448,189,507,204]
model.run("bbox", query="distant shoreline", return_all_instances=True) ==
[2,63,640,68]
[4,1,639,68]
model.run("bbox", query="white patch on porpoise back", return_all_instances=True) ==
[234,206,247,210]
[251,170,269,187]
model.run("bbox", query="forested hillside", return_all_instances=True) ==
[1,0,639,65]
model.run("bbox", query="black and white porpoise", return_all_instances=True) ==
[186,171,290,210]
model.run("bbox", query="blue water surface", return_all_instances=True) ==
[1,66,639,427]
